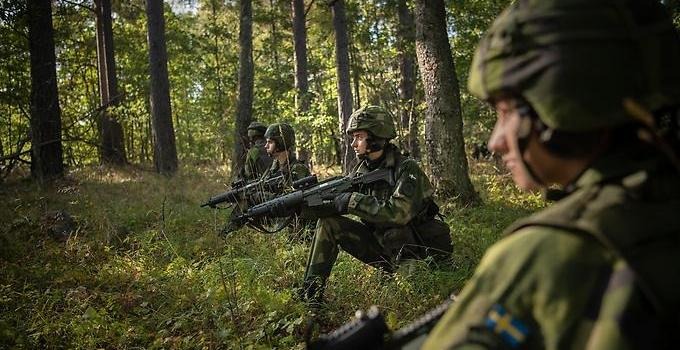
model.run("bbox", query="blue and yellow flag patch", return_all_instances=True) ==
[485,304,530,348]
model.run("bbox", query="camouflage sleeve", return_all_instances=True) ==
[421,227,613,350]
[290,162,311,182]
[347,159,432,225]
[241,148,259,180]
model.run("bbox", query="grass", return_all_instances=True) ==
[0,161,545,349]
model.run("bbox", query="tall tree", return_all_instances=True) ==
[292,0,312,165]
[292,0,310,113]
[330,0,354,173]
[95,0,126,164]
[233,0,254,177]
[146,0,177,175]
[397,0,420,159]
[27,0,64,181]
[415,0,477,204]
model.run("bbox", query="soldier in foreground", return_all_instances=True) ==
[301,105,453,302]
[423,0,680,348]
[239,121,272,182]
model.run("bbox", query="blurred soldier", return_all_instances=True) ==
[238,121,272,181]
[423,0,680,348]
[301,105,453,302]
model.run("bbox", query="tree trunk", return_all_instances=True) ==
[28,0,64,182]
[415,0,477,204]
[95,0,126,165]
[331,0,355,174]
[397,0,420,159]
[146,0,178,175]
[292,0,312,168]
[233,0,254,178]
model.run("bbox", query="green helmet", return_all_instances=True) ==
[247,121,267,138]
[346,105,397,139]
[265,123,296,151]
[468,0,680,132]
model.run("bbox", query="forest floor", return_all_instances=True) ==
[0,160,545,349]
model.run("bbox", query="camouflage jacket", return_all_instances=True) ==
[422,150,680,349]
[259,154,310,189]
[346,144,435,230]
[239,139,273,182]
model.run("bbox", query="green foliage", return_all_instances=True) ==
[0,162,544,348]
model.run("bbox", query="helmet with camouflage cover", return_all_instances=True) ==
[346,105,397,139]
[265,123,296,151]
[468,0,680,132]
[247,121,268,138]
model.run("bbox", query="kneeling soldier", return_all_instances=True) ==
[302,105,453,301]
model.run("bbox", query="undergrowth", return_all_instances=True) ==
[0,161,544,349]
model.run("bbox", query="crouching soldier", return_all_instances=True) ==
[301,105,453,302]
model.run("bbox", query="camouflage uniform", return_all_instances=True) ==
[259,122,311,187]
[423,152,680,349]
[424,0,680,348]
[303,106,452,298]
[225,123,309,235]
[239,121,272,181]
[258,123,312,236]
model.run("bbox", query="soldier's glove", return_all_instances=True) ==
[334,193,352,214]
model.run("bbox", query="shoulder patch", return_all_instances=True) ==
[484,304,530,348]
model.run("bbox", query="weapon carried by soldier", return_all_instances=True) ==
[202,174,320,235]
[200,174,286,208]
[307,294,456,350]
[233,167,395,225]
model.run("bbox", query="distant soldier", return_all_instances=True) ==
[260,122,310,186]
[259,122,313,237]
[238,121,272,182]
[223,122,306,235]
[424,0,680,348]
[301,105,453,302]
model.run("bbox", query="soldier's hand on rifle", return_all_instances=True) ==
[334,193,352,214]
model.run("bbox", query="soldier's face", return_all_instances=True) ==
[265,138,277,156]
[351,131,370,157]
[488,99,541,191]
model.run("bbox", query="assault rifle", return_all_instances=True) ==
[307,294,455,350]
[201,175,286,208]
[233,168,394,223]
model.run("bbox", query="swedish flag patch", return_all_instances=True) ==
[485,304,529,348]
